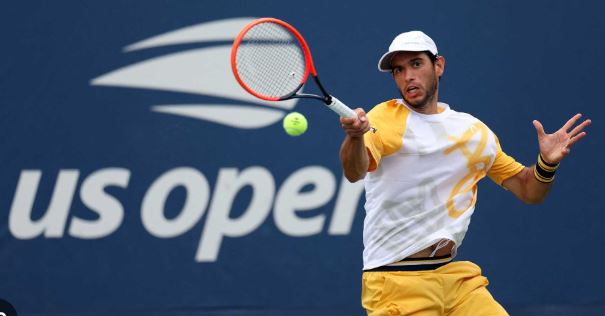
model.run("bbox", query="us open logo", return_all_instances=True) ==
[7,17,364,264]
[90,17,300,129]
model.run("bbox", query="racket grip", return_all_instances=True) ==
[326,96,357,118]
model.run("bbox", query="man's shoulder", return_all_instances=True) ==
[371,99,403,110]
[368,99,408,116]
[449,107,484,123]
[447,109,497,136]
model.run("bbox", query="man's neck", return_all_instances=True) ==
[404,91,440,115]
[406,99,439,115]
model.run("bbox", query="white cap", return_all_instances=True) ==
[377,31,438,72]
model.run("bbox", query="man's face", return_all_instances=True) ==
[390,51,444,110]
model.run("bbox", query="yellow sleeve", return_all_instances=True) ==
[363,100,410,172]
[487,136,525,185]
[364,124,383,172]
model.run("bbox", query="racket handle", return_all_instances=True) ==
[326,96,357,118]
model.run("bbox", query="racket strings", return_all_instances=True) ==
[235,22,306,98]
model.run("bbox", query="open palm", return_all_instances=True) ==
[533,113,591,164]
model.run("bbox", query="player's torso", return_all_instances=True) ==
[362,99,499,268]
[366,100,498,208]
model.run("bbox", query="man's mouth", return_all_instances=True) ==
[406,86,420,97]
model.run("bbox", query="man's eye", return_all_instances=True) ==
[412,61,421,67]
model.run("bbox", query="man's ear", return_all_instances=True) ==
[435,55,445,78]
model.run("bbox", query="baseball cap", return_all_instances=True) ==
[377,30,438,72]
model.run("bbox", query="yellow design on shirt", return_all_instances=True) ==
[444,122,491,218]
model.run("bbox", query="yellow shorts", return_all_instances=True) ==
[362,261,508,316]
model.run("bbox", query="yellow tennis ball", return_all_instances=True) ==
[282,112,308,136]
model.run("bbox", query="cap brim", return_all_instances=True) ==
[377,51,398,72]
[377,45,438,72]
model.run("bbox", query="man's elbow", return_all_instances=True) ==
[521,194,547,205]
[344,171,366,183]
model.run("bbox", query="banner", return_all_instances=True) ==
[1,1,603,315]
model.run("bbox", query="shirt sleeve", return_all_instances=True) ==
[487,136,525,185]
[363,100,410,172]
[363,116,383,172]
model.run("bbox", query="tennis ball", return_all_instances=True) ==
[282,112,308,136]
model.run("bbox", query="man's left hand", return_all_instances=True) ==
[533,113,592,164]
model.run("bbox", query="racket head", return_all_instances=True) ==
[231,18,316,101]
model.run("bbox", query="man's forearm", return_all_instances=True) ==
[520,166,554,204]
[340,136,369,182]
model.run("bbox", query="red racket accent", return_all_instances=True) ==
[230,17,358,118]
[231,18,318,101]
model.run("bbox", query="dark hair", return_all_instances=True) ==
[423,51,442,80]
[423,51,438,64]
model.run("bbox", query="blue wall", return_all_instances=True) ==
[1,1,603,315]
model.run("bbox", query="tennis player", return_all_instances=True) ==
[339,30,591,315]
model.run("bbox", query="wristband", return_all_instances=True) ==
[533,154,559,183]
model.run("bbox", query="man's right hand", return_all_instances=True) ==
[340,108,370,138]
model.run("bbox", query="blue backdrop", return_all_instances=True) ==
[1,1,603,315]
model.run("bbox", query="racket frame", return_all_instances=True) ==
[231,17,333,104]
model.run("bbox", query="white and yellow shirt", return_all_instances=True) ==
[362,99,524,270]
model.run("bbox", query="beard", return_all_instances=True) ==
[401,74,439,110]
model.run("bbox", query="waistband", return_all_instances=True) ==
[364,255,453,272]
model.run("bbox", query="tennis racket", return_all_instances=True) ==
[231,17,357,118]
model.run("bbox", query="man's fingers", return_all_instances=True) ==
[341,108,366,124]
[533,120,545,137]
[341,120,360,130]
[562,113,582,131]
[340,116,356,124]
[354,108,366,116]
[340,108,370,138]
[343,120,368,132]
[343,126,366,137]
[569,119,592,137]
[568,131,587,147]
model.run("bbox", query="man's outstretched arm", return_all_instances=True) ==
[503,113,591,204]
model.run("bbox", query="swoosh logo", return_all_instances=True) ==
[91,17,298,129]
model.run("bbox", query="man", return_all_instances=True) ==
[339,31,591,315]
